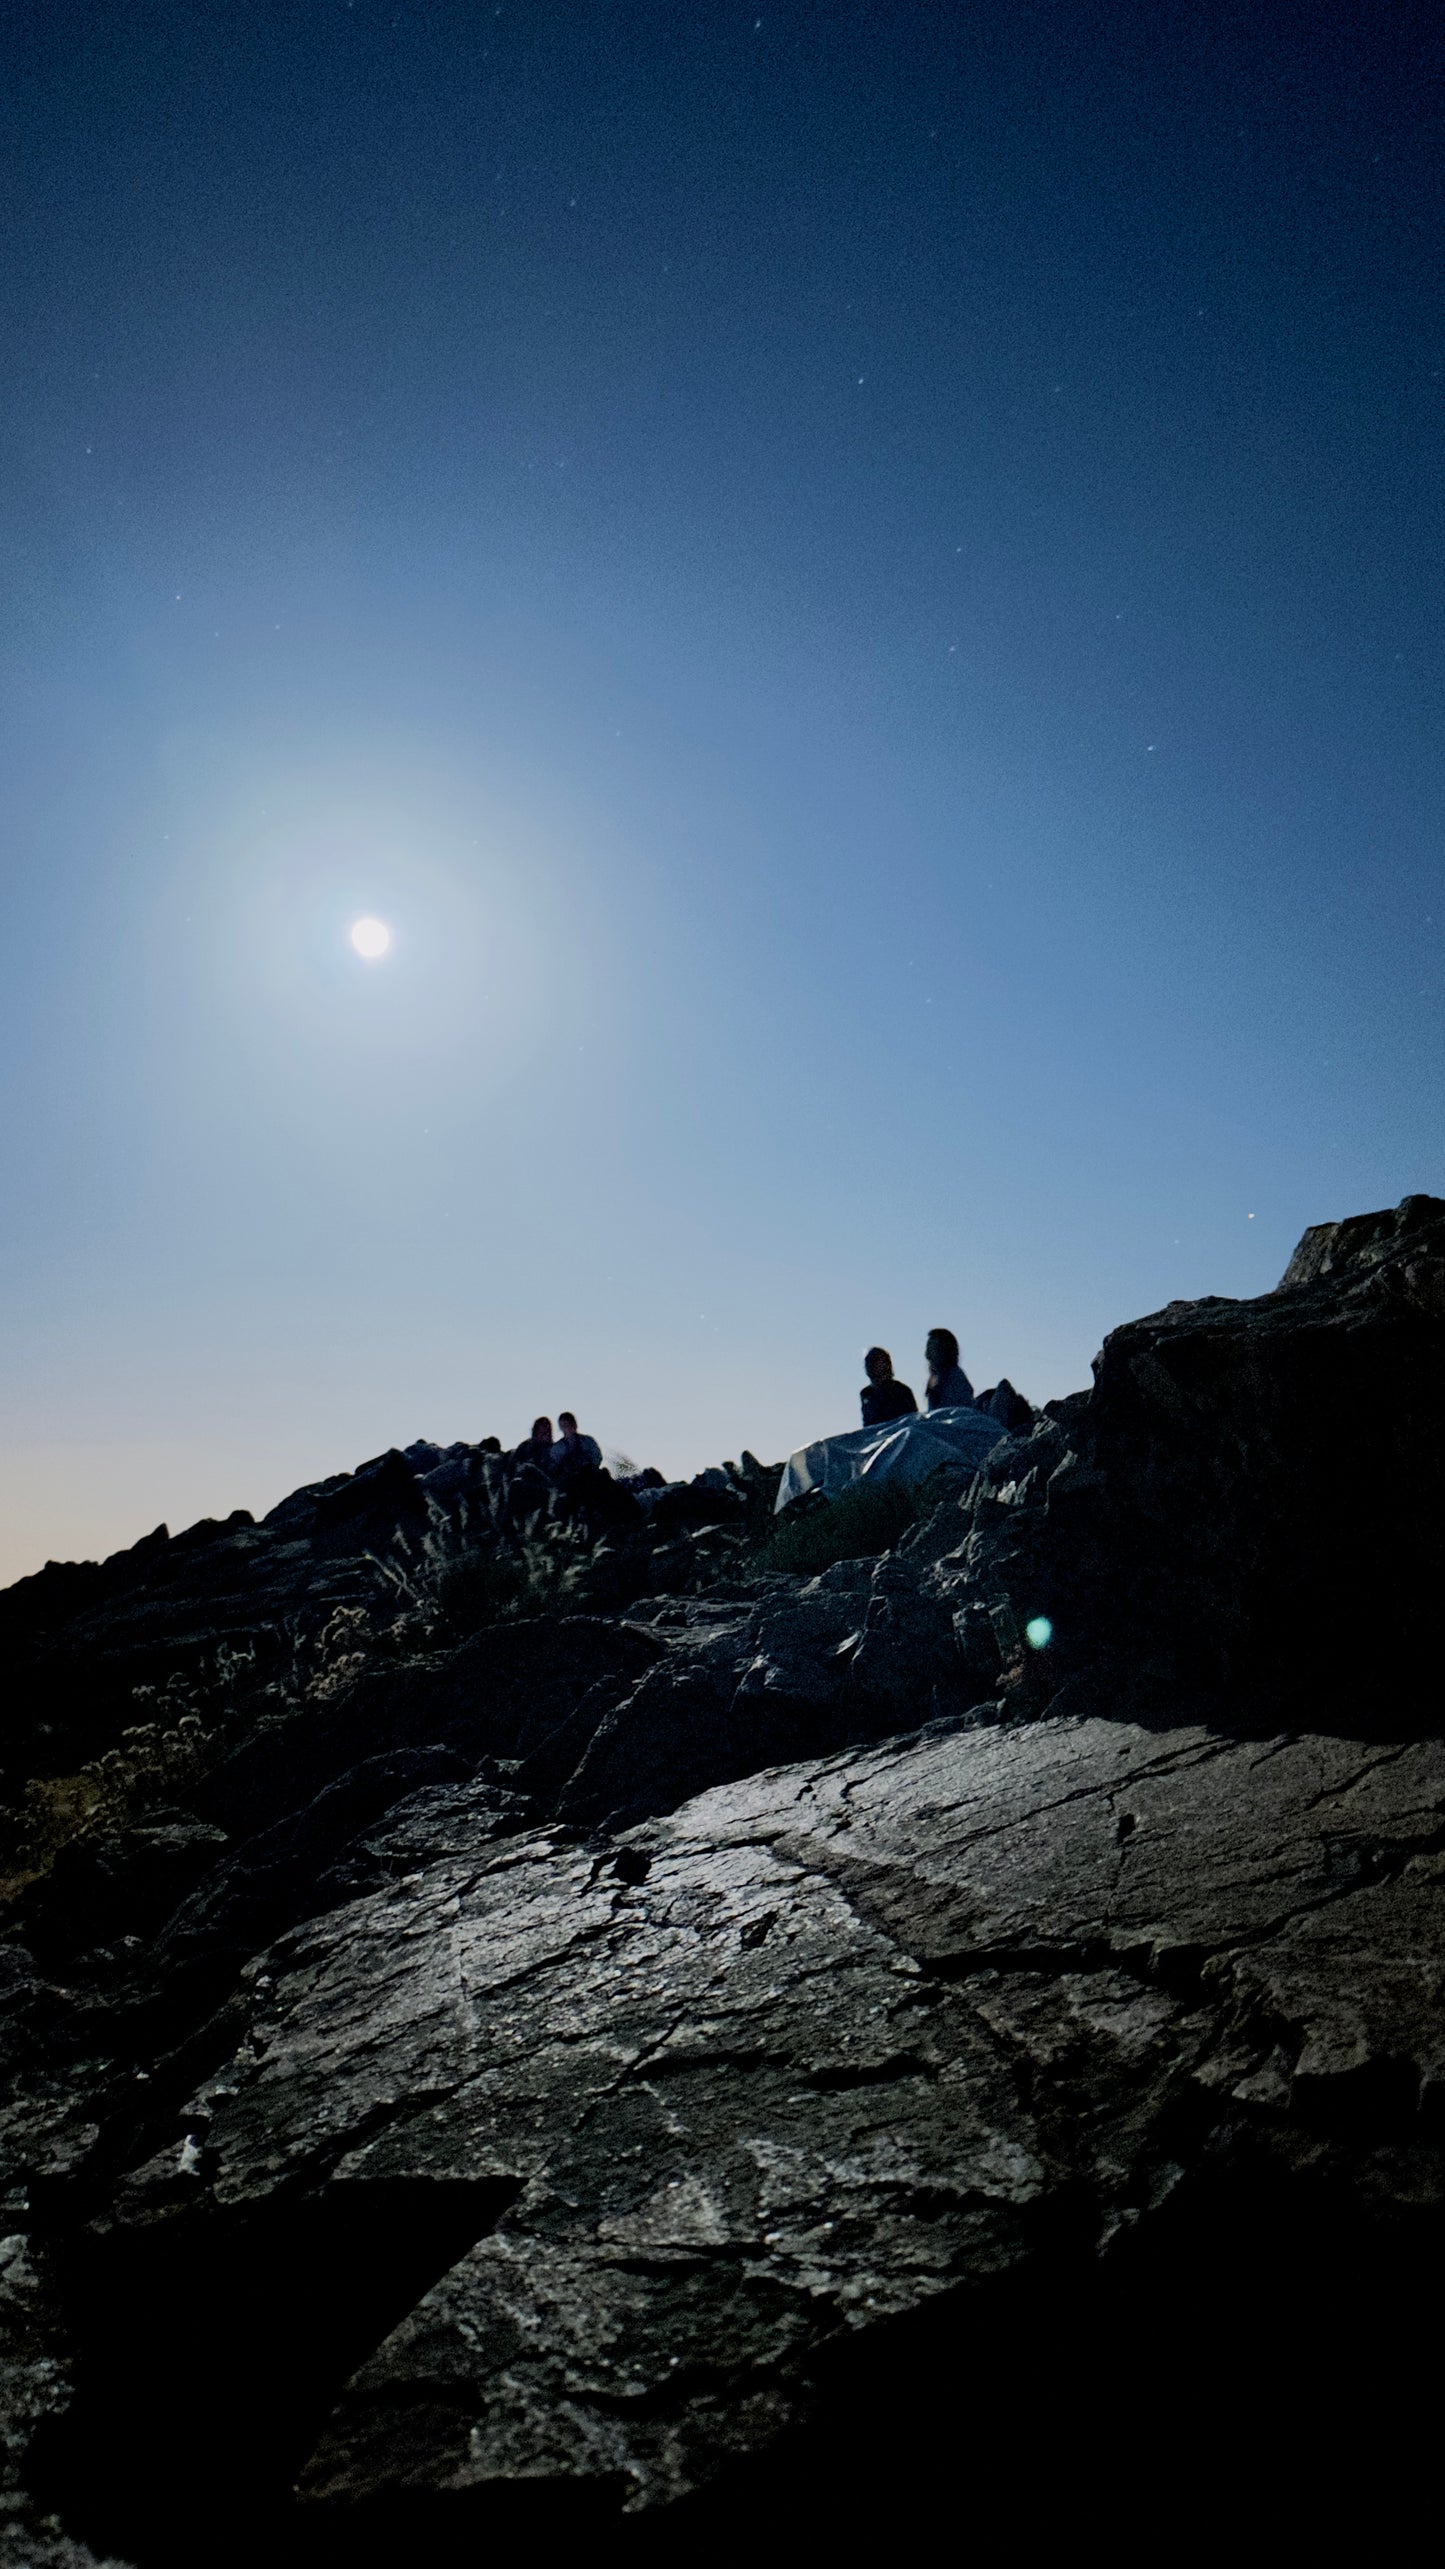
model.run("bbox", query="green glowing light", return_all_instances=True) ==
[1025,1616,1053,1650]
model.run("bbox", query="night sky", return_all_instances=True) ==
[3,1,1442,1578]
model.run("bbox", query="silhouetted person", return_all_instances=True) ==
[860,1347,919,1428]
[925,1328,975,1410]
[511,1415,555,1473]
[550,1410,602,1480]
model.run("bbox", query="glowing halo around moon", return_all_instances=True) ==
[349,916,392,960]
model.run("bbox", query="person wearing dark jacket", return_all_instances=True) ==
[925,1329,975,1410]
[860,1347,919,1427]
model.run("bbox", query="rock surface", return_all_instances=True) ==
[0,1196,1441,2560]
[228,1719,1445,2468]
[995,1187,1445,1728]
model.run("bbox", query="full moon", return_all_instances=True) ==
[349,916,391,959]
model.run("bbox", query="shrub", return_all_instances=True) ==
[413,1514,616,1632]
[0,1712,211,1900]
[753,1466,972,1579]
[755,1477,923,1576]
[432,1550,528,1628]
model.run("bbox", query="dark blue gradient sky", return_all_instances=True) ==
[3,0,1442,1575]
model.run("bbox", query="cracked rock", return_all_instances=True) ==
[28,1714,1436,2553]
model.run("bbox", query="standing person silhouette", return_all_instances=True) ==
[860,1347,918,1427]
[924,1329,975,1410]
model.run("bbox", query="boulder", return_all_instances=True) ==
[949,1191,1445,1732]
[28,1713,1443,2555]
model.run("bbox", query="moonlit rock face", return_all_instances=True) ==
[349,917,391,959]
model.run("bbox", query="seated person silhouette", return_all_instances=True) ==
[511,1415,555,1473]
[924,1328,975,1410]
[860,1347,919,1428]
[550,1410,603,1481]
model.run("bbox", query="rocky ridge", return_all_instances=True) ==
[0,1193,1442,2560]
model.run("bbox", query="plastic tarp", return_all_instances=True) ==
[775,1404,1010,1513]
